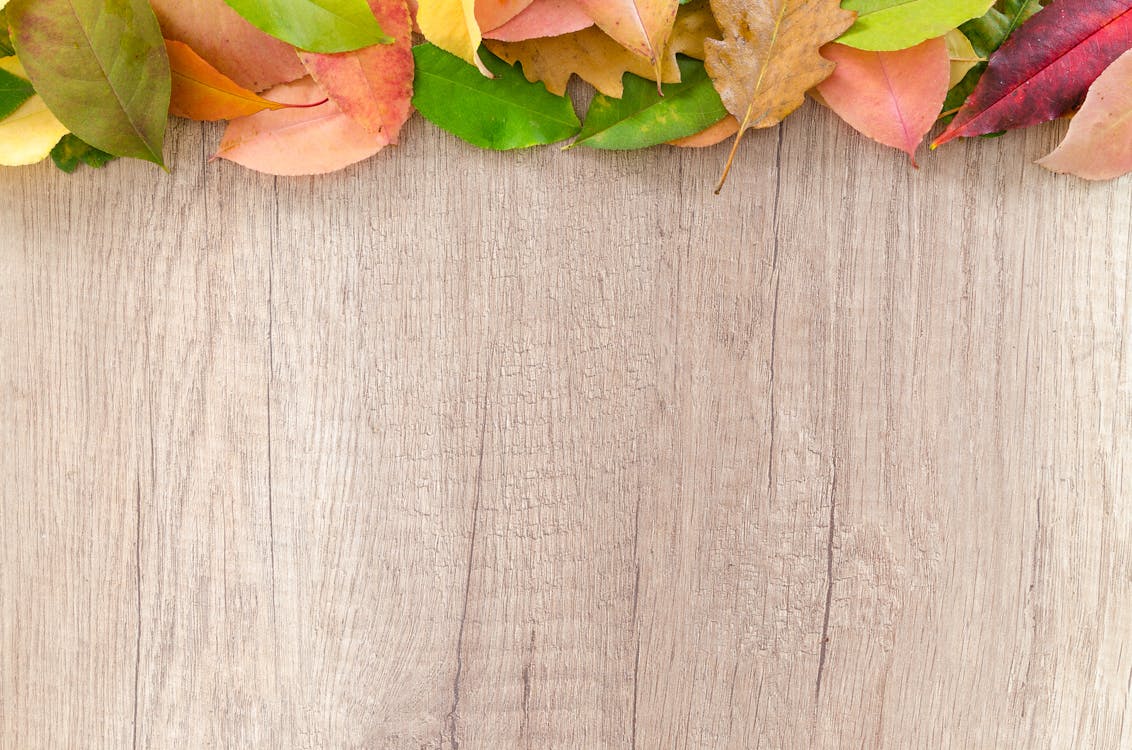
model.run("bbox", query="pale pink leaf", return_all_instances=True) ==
[215,78,387,176]
[149,0,305,92]
[1038,48,1132,180]
[817,38,950,165]
[298,0,414,141]
[475,0,536,32]
[483,0,594,41]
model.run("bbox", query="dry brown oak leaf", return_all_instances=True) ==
[705,0,854,185]
[487,0,719,97]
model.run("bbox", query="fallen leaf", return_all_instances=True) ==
[50,134,115,173]
[573,56,728,149]
[571,0,678,78]
[0,56,68,166]
[476,0,535,33]
[945,29,978,89]
[486,0,717,96]
[216,76,387,175]
[8,0,169,165]
[168,40,294,121]
[837,0,993,52]
[150,0,306,92]
[417,0,490,74]
[934,0,1132,147]
[705,0,855,188]
[219,0,391,53]
[483,0,594,42]
[817,38,950,164]
[298,0,414,139]
[1038,48,1132,179]
[412,43,580,149]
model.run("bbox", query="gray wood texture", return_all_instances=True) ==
[1,105,1130,749]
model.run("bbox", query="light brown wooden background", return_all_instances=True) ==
[1,105,1129,749]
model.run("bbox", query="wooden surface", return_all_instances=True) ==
[1,105,1129,749]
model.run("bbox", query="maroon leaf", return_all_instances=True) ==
[933,0,1132,147]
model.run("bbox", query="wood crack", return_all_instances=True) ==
[815,461,837,701]
[767,126,784,502]
[446,363,491,750]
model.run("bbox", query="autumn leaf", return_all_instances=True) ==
[216,76,387,175]
[411,43,580,148]
[1037,48,1132,180]
[934,0,1132,147]
[298,0,414,140]
[705,0,855,189]
[487,0,718,97]
[837,0,993,52]
[167,40,296,120]
[151,0,306,93]
[49,134,115,173]
[0,55,68,166]
[572,0,679,80]
[817,38,950,164]
[476,0,534,32]
[945,29,979,89]
[483,0,594,42]
[573,56,728,149]
[417,0,490,74]
[8,0,170,165]
[219,0,391,53]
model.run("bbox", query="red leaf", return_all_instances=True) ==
[933,0,1132,147]
[297,0,414,141]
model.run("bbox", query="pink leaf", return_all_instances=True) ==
[298,0,414,141]
[1038,48,1132,180]
[483,0,594,41]
[215,78,387,176]
[817,39,951,165]
[149,0,305,93]
[475,0,536,32]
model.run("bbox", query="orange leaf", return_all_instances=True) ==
[167,40,293,121]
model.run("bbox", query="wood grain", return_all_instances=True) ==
[1,105,1129,749]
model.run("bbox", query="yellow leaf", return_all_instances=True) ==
[417,0,490,75]
[0,58,68,167]
[945,29,979,90]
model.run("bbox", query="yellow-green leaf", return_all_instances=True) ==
[0,57,67,166]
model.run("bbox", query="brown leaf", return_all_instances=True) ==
[486,0,719,97]
[705,0,855,188]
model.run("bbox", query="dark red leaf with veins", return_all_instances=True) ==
[933,0,1132,147]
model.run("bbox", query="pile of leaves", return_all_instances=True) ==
[1,0,1132,182]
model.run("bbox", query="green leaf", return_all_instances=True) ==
[574,56,727,150]
[0,61,33,121]
[412,44,581,150]
[838,0,995,51]
[220,0,391,53]
[50,134,116,173]
[8,0,170,166]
